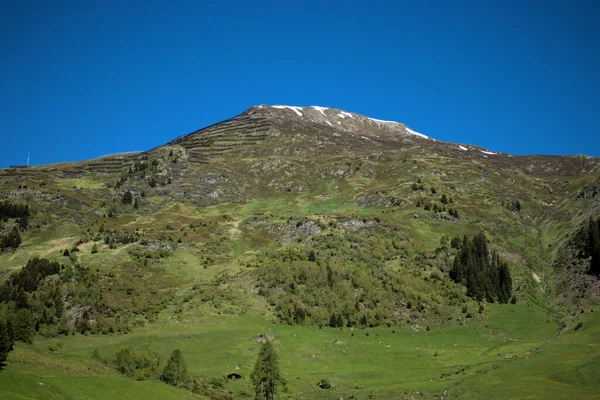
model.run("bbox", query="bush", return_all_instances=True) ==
[317,378,332,389]
[114,347,162,380]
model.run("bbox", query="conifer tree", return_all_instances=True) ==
[161,349,188,387]
[122,190,133,205]
[588,217,600,276]
[251,341,286,400]
[0,315,13,364]
[449,234,512,302]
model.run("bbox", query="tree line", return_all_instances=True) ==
[0,258,63,364]
[0,201,29,220]
[449,233,513,303]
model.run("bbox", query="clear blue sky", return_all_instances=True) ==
[1,0,599,167]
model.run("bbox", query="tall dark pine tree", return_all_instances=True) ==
[251,341,286,400]
[497,258,513,303]
[0,316,13,364]
[449,234,512,302]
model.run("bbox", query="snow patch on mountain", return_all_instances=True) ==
[273,105,303,116]
[266,105,431,140]
[458,145,468,151]
[405,127,428,139]
[369,117,399,124]
[312,106,329,116]
[481,150,497,155]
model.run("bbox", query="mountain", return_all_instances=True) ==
[0,105,599,399]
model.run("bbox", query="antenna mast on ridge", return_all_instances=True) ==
[26,152,30,167]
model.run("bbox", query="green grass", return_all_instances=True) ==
[57,178,106,189]
[2,303,597,399]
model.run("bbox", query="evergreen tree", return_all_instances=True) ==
[122,190,133,205]
[497,258,512,303]
[450,235,461,250]
[251,341,286,400]
[588,217,600,276]
[449,234,512,302]
[161,349,188,387]
[11,309,34,343]
[441,194,448,204]
[0,315,13,364]
[0,227,21,251]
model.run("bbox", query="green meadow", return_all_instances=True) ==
[1,301,598,399]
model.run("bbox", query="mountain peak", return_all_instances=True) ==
[248,105,430,139]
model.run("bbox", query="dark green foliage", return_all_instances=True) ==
[431,187,437,194]
[251,341,285,400]
[18,215,29,230]
[449,233,512,303]
[504,200,522,212]
[161,349,188,386]
[587,217,600,276]
[255,230,428,327]
[411,183,418,190]
[0,227,21,251]
[448,208,460,218]
[0,201,30,220]
[7,258,61,293]
[441,194,448,204]
[11,309,34,343]
[0,315,13,364]
[567,217,600,277]
[122,190,133,205]
[115,347,163,380]
[450,236,461,250]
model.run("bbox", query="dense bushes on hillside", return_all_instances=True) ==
[0,258,67,362]
[254,227,465,327]
[7,258,61,293]
[449,233,512,303]
[0,201,30,220]
[0,253,175,363]
[0,227,21,251]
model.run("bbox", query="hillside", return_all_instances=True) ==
[0,105,599,399]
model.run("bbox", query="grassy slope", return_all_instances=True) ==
[1,303,597,399]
